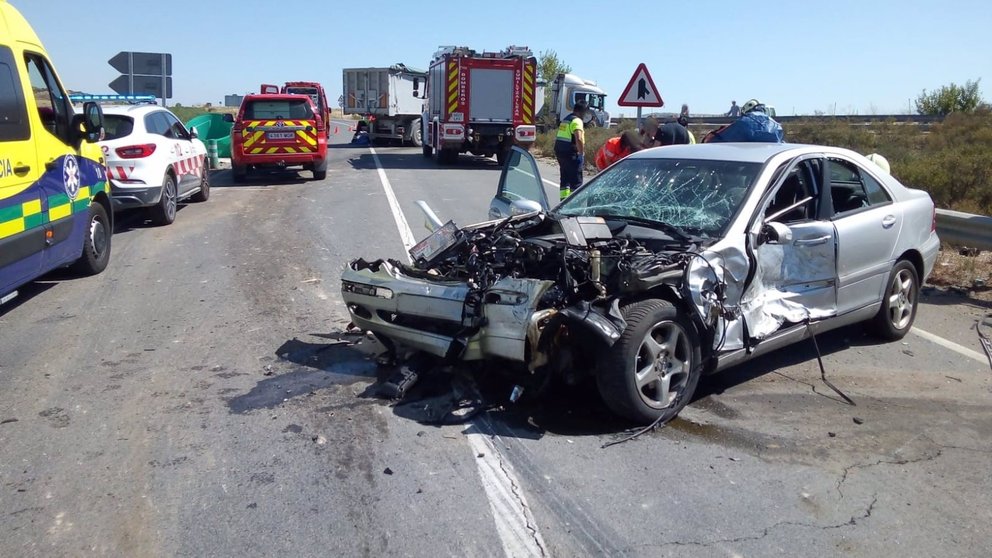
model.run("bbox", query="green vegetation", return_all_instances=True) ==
[916,79,986,116]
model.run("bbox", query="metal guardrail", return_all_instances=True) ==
[936,209,992,250]
[614,114,944,128]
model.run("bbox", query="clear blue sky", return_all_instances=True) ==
[17,0,992,116]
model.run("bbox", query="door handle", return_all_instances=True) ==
[13,164,30,175]
[794,235,831,246]
[881,215,897,228]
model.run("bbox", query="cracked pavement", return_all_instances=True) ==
[1,137,990,557]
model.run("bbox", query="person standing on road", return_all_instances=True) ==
[554,99,588,200]
[726,100,740,117]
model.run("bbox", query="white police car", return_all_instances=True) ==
[99,104,209,225]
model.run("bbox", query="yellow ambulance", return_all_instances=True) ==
[0,0,110,305]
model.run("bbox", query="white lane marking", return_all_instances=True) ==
[369,147,417,252]
[368,146,547,558]
[911,327,989,365]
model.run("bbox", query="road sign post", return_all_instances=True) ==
[617,63,664,130]
[109,51,172,106]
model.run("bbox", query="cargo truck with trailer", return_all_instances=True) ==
[342,64,427,146]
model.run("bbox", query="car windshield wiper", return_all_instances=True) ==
[592,214,695,244]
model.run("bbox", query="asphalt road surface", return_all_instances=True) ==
[1,128,990,557]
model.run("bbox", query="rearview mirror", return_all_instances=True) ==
[510,199,543,216]
[759,221,793,245]
[222,113,235,123]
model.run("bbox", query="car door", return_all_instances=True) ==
[162,111,197,194]
[22,51,81,270]
[745,156,838,327]
[488,146,549,219]
[0,44,44,296]
[826,157,900,315]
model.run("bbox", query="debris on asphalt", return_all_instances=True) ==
[509,385,524,403]
[300,278,322,284]
[807,321,856,406]
[828,432,837,437]
[376,366,419,400]
[945,375,963,383]
[416,431,426,437]
[263,365,274,376]
[853,417,865,425]
[383,467,394,475]
[903,349,915,357]
[975,318,992,369]
[476,452,485,458]
[1,418,17,425]
[312,434,327,445]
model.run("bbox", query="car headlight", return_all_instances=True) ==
[343,281,394,299]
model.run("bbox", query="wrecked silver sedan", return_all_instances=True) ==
[342,144,940,424]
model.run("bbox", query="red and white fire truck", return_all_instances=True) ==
[421,46,538,165]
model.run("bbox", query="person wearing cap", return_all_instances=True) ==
[595,130,642,170]
[705,98,784,143]
[554,100,588,200]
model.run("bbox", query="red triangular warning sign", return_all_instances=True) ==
[618,63,664,108]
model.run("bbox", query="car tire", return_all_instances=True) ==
[190,167,210,202]
[232,164,247,183]
[438,148,458,165]
[313,158,328,181]
[597,299,702,425]
[410,118,423,147]
[71,202,111,276]
[422,144,433,158]
[150,173,177,226]
[866,260,919,340]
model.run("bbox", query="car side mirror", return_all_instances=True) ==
[759,221,793,245]
[77,101,103,143]
[510,199,543,216]
[222,113,235,123]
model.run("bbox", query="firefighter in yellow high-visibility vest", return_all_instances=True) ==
[553,100,587,200]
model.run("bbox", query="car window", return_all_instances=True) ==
[763,159,820,224]
[24,52,71,143]
[144,112,172,137]
[103,115,134,140]
[162,111,189,140]
[828,158,891,217]
[244,99,313,120]
[0,46,29,141]
[558,158,762,237]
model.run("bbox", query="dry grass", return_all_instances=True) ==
[926,247,992,299]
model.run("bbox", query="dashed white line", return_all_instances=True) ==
[367,146,547,557]
[911,327,989,365]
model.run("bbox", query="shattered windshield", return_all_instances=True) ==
[557,158,762,237]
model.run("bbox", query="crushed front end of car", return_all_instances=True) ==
[340,210,703,384]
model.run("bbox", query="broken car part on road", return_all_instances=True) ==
[342,144,941,424]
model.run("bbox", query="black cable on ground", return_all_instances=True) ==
[601,414,669,449]
[806,320,855,406]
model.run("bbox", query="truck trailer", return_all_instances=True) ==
[342,64,427,146]
[422,45,538,165]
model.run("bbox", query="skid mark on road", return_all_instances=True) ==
[368,145,548,558]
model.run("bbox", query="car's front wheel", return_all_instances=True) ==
[190,167,210,202]
[71,202,111,276]
[150,173,177,226]
[597,299,702,424]
[867,260,919,340]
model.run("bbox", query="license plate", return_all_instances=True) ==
[266,132,295,140]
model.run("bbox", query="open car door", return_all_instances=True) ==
[488,146,549,219]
